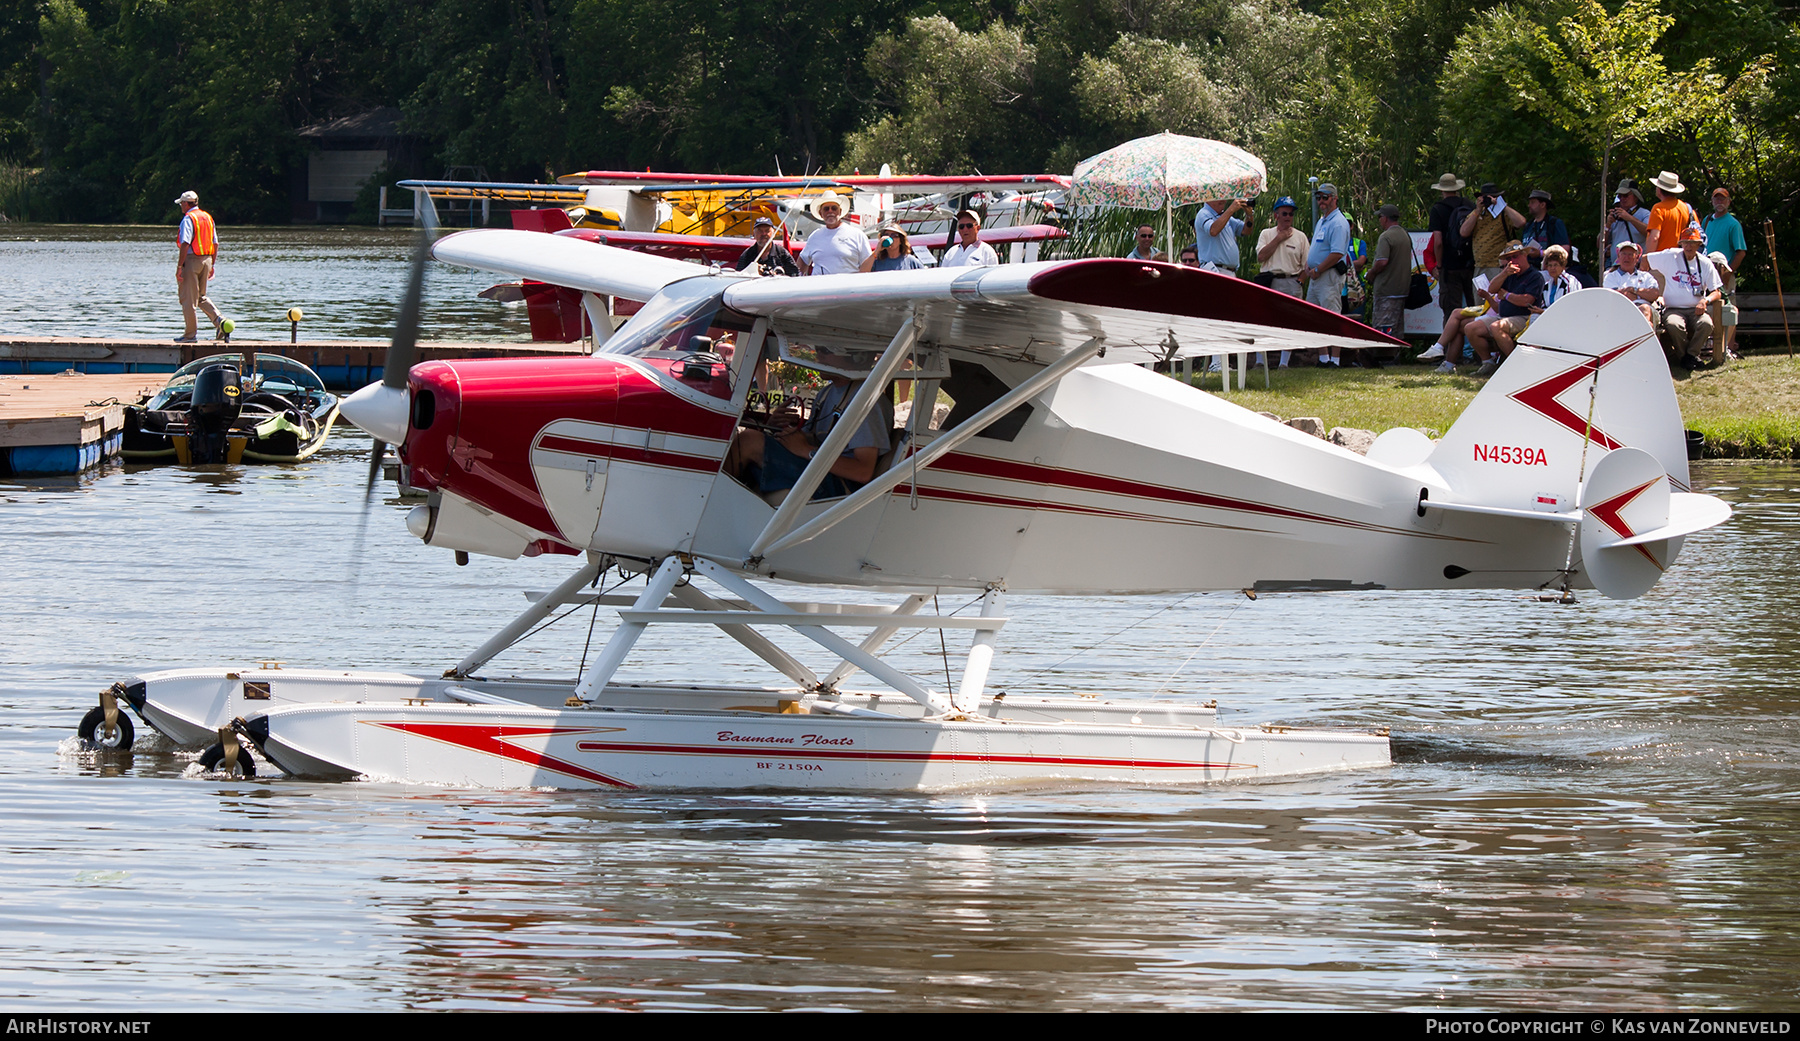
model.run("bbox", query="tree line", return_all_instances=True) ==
[2,0,1794,286]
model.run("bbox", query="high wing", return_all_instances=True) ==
[720,259,1400,362]
[431,229,705,302]
[431,229,1398,362]
[906,224,1068,250]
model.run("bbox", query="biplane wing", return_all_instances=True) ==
[397,179,590,203]
[719,259,1399,362]
[549,224,1067,265]
[554,171,1071,196]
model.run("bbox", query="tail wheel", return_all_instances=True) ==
[78,706,135,750]
[198,742,257,777]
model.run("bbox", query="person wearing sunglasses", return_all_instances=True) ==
[1125,224,1168,262]
[941,209,999,267]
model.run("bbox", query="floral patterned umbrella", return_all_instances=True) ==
[1071,132,1268,258]
[1071,132,1268,209]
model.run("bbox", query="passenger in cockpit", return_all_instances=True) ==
[727,368,891,501]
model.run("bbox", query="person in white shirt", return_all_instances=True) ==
[1603,241,1661,328]
[1534,245,1580,318]
[940,209,999,268]
[1645,221,1723,369]
[797,192,870,276]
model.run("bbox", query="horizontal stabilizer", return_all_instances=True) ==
[1603,492,1732,548]
[1577,446,1732,599]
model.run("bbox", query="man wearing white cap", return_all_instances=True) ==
[941,209,999,267]
[173,190,225,343]
[797,192,870,276]
[1603,241,1660,325]
[1646,221,1722,369]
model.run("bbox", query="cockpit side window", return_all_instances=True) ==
[940,359,1032,441]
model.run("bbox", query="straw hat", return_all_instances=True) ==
[1651,171,1686,194]
[1427,173,1466,192]
[810,191,845,218]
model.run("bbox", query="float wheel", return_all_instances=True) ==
[198,742,257,777]
[78,706,135,750]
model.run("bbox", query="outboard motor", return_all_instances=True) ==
[187,364,242,463]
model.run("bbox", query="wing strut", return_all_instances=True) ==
[747,315,921,558]
[754,336,1106,559]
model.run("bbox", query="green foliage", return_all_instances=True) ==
[1072,36,1227,144]
[34,0,402,221]
[566,0,916,174]
[0,0,37,162]
[0,0,1790,251]
[841,15,1042,174]
[1505,0,1708,226]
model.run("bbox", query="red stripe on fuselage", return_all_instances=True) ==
[918,451,1454,539]
[537,433,725,473]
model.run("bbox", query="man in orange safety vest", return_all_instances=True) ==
[174,190,227,343]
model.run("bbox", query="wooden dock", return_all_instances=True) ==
[0,336,588,391]
[0,372,171,476]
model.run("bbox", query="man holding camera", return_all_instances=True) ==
[1602,179,1651,267]
[735,217,800,277]
[1193,197,1250,276]
[1458,182,1525,281]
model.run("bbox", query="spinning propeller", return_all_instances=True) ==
[343,230,431,493]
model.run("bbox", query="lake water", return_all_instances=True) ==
[0,228,1796,1011]
[0,224,532,343]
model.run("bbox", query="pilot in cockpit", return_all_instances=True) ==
[726,352,891,501]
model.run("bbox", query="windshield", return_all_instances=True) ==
[148,354,328,410]
[165,354,326,393]
[600,276,756,400]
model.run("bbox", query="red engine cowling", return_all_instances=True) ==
[402,356,621,547]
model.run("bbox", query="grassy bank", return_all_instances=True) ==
[1184,353,1800,459]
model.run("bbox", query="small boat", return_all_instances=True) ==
[123,353,341,464]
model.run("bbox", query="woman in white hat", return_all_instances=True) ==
[797,191,871,276]
[859,222,923,272]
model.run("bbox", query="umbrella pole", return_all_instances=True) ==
[1165,197,1174,263]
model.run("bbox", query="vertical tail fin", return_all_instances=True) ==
[1421,289,1730,598]
[1428,288,1690,517]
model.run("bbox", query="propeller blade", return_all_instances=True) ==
[386,232,431,389]
[366,437,387,499]
[361,231,431,493]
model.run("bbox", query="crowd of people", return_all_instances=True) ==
[730,173,1750,380]
[1181,170,1747,375]
[733,191,998,278]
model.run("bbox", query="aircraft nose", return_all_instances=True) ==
[341,381,409,445]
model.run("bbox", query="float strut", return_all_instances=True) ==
[953,588,1006,714]
[573,556,685,701]
[449,556,604,678]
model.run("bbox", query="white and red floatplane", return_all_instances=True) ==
[89,229,1729,790]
